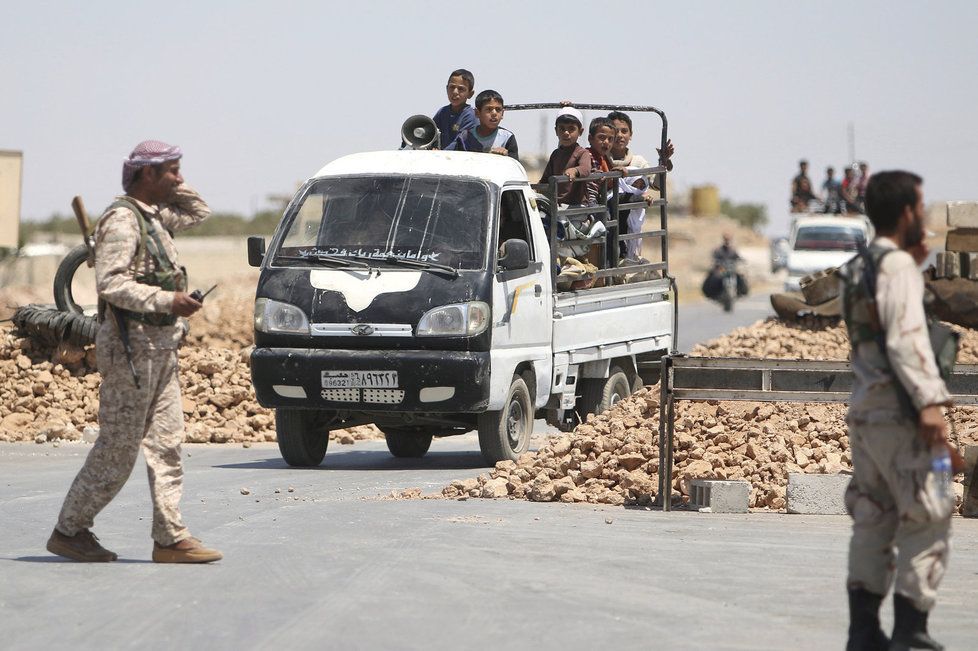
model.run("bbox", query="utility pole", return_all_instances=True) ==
[847,122,856,166]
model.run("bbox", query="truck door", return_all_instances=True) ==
[489,187,553,409]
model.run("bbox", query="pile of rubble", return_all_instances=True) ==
[424,317,978,511]
[0,292,383,445]
[690,317,978,363]
[433,385,976,511]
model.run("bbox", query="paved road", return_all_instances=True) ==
[676,293,774,352]
[4,439,978,651]
[10,294,977,651]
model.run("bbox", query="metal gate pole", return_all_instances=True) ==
[658,355,675,511]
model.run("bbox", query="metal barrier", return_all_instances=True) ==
[655,355,978,511]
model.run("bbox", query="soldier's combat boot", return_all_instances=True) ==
[889,593,944,651]
[846,587,889,651]
[46,528,118,562]
[152,537,222,563]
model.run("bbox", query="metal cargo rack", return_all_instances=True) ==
[508,104,680,370]
[655,355,978,511]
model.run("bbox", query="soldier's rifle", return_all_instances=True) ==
[70,195,141,389]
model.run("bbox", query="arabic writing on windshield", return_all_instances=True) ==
[277,176,489,269]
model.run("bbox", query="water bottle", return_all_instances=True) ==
[931,446,952,500]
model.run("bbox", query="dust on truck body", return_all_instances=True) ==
[249,108,675,467]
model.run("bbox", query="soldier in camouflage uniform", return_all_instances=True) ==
[839,171,952,650]
[46,140,222,564]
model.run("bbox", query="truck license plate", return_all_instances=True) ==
[321,370,398,388]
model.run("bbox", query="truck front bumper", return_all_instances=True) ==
[251,348,490,412]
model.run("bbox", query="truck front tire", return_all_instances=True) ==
[478,375,533,464]
[275,408,329,467]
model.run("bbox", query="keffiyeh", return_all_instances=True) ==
[121,140,182,191]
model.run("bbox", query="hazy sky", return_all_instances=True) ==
[3,0,977,235]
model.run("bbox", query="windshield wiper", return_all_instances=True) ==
[380,255,459,278]
[274,253,370,270]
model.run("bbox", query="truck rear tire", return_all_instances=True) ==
[382,429,433,458]
[275,408,329,467]
[478,375,533,464]
[580,366,631,417]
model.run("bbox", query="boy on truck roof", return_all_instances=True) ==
[444,90,519,159]
[433,69,478,150]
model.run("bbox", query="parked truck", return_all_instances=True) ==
[248,103,675,466]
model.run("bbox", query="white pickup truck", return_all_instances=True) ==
[783,214,871,291]
[247,104,675,466]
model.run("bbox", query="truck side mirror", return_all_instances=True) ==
[247,236,266,267]
[498,239,529,271]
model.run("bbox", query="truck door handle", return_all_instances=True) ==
[534,284,542,297]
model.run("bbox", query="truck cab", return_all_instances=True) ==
[783,214,871,291]
[249,104,675,467]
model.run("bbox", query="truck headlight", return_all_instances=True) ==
[254,298,310,334]
[417,302,489,336]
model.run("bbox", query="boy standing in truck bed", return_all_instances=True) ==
[539,106,591,206]
[444,90,519,159]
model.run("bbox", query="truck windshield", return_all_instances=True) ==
[275,176,489,270]
[794,226,865,251]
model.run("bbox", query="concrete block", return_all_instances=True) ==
[935,252,959,279]
[800,268,840,305]
[689,479,749,513]
[960,253,978,280]
[947,201,978,228]
[786,473,851,515]
[945,229,978,253]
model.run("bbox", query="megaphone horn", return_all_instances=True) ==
[400,115,440,150]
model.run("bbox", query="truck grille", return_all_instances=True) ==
[319,388,405,405]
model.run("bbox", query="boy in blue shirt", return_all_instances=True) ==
[445,90,519,159]
[433,69,478,150]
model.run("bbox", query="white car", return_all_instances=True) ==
[784,215,871,291]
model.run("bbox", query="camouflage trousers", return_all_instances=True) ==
[56,330,189,546]
[845,419,954,611]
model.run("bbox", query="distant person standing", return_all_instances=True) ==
[822,166,842,214]
[791,159,819,212]
[46,140,222,564]
[856,161,870,212]
[841,167,861,213]
[839,170,954,651]
[432,69,478,149]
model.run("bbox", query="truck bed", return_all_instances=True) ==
[552,278,673,356]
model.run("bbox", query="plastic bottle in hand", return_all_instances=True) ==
[931,445,952,500]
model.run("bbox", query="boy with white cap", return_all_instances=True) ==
[538,106,592,206]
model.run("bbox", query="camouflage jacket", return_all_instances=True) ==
[840,236,951,424]
[94,183,211,349]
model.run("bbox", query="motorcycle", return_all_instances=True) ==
[702,259,747,312]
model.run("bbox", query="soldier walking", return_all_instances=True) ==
[46,140,222,563]
[839,171,953,650]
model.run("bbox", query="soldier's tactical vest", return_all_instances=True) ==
[99,199,188,327]
[839,241,958,413]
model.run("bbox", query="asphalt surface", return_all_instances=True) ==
[8,294,978,651]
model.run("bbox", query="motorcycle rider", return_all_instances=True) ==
[703,233,748,301]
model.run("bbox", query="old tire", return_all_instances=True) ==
[53,244,92,315]
[580,366,632,417]
[382,429,433,458]
[478,375,533,464]
[275,408,329,467]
